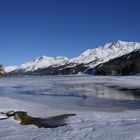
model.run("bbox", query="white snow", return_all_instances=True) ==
[0,96,140,140]
[4,66,18,73]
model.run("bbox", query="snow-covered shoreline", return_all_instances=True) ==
[0,96,140,140]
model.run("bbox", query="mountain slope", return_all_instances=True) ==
[0,65,5,75]
[71,40,140,67]
[86,49,140,75]
[5,66,18,73]
[19,56,69,72]
[7,40,140,75]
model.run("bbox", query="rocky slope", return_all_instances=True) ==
[7,40,140,75]
[0,65,5,75]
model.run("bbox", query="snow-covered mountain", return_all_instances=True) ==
[70,40,140,67]
[19,56,69,72]
[6,40,140,74]
[86,48,140,75]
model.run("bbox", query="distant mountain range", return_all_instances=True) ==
[5,40,140,75]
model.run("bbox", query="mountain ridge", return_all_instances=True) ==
[5,40,140,75]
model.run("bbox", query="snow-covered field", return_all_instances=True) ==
[0,75,140,140]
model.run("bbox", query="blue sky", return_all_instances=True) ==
[0,0,140,66]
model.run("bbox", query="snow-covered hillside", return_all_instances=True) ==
[4,66,18,73]
[5,40,140,73]
[19,56,69,72]
[71,40,140,67]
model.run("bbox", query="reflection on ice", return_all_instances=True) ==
[63,83,140,100]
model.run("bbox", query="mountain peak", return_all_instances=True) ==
[116,40,125,44]
[114,40,138,46]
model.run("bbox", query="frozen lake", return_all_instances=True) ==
[0,75,140,140]
[0,75,140,111]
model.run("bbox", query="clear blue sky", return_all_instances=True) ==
[0,0,140,66]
